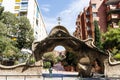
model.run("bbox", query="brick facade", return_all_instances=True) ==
[74,0,120,40]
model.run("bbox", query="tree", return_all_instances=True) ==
[0,22,7,55]
[118,20,120,27]
[62,52,78,67]
[0,6,34,65]
[0,37,6,55]
[102,28,120,50]
[0,12,19,37]
[94,20,101,48]
[0,22,7,36]
[43,52,57,67]
[0,7,4,18]
[102,28,120,60]
[17,16,34,49]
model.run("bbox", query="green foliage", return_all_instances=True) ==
[102,28,120,60]
[43,61,51,68]
[113,53,120,61]
[62,52,78,67]
[0,22,7,36]
[102,28,120,49]
[118,21,120,27]
[0,38,6,54]
[2,39,19,58]
[0,7,4,18]
[43,52,57,64]
[0,12,18,36]
[56,56,63,62]
[17,16,34,49]
[29,56,35,64]
[0,7,34,65]
[94,20,101,48]
[0,7,34,49]
[1,12,18,25]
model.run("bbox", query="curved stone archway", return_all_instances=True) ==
[32,25,108,77]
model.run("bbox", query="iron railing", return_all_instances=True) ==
[0,75,120,80]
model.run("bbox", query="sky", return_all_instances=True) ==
[38,0,90,51]
[38,0,90,35]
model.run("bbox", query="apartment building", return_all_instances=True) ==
[74,0,107,40]
[0,0,48,41]
[105,0,120,28]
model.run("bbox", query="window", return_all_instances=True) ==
[15,0,21,2]
[21,2,28,7]
[93,12,97,17]
[19,11,27,16]
[86,18,89,22]
[86,12,90,15]
[14,6,20,9]
[21,2,28,10]
[0,3,2,6]
[0,0,3,2]
[92,4,96,8]
[36,19,38,26]
[87,26,91,30]
[88,35,92,38]
[36,6,39,18]
[21,0,28,1]
[15,13,19,16]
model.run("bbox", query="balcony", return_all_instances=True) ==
[20,2,28,11]
[108,9,120,14]
[112,23,120,28]
[110,5,117,9]
[113,25,119,28]
[107,14,120,22]
[87,34,92,39]
[19,11,27,16]
[20,6,28,11]
[21,0,28,2]
[86,12,90,15]
[87,26,91,31]
[106,0,120,5]
[111,14,119,18]
[86,18,90,23]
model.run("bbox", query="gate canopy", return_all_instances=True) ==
[32,25,107,61]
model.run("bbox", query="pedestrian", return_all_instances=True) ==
[49,67,53,77]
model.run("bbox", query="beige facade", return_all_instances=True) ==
[0,0,48,41]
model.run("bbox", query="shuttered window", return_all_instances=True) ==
[15,0,21,2]
[14,6,20,9]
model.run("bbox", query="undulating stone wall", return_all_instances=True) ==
[0,61,42,76]
[104,60,120,77]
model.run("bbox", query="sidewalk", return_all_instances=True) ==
[42,68,78,75]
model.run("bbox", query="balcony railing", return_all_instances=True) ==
[21,0,28,2]
[19,11,27,16]
[107,14,120,22]
[21,6,27,10]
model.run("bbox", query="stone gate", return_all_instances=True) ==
[32,25,108,77]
